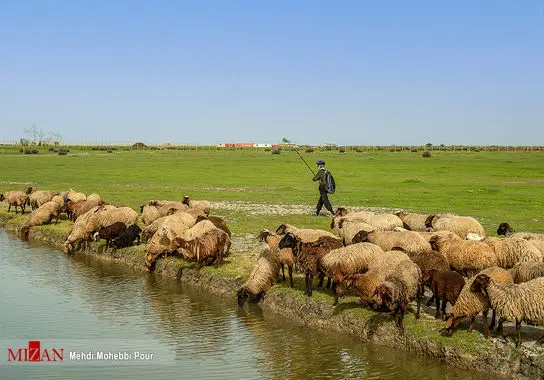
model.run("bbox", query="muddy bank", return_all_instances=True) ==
[0,212,542,379]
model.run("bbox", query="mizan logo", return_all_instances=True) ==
[7,341,64,362]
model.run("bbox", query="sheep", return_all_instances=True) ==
[508,262,544,284]
[194,215,231,237]
[423,270,465,319]
[356,213,404,231]
[352,230,432,255]
[394,211,430,232]
[444,266,513,338]
[333,218,374,245]
[278,232,343,296]
[276,223,337,242]
[86,193,101,203]
[334,251,412,306]
[497,222,544,254]
[20,200,64,240]
[140,205,161,226]
[483,237,543,269]
[320,242,386,283]
[429,234,497,277]
[470,274,544,347]
[63,205,118,253]
[256,230,295,288]
[110,225,142,250]
[182,195,211,215]
[425,214,485,239]
[64,189,86,203]
[237,247,281,307]
[92,222,127,250]
[158,203,189,217]
[141,216,170,242]
[0,190,29,214]
[85,206,138,238]
[144,212,198,270]
[334,207,375,220]
[28,190,58,210]
[372,259,424,332]
[148,199,186,208]
[171,220,231,267]
[65,199,103,221]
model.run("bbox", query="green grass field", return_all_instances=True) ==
[1,148,543,234]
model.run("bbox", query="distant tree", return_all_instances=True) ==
[425,142,433,148]
[281,137,291,144]
[24,125,45,145]
[47,132,63,145]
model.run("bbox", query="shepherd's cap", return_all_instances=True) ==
[316,160,325,165]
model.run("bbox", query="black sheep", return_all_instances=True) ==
[110,225,142,249]
[93,222,127,250]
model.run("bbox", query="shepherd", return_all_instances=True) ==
[313,160,335,216]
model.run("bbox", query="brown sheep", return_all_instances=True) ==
[395,211,430,232]
[0,190,29,214]
[171,220,231,268]
[423,270,465,319]
[509,262,544,284]
[237,248,281,307]
[425,214,485,239]
[278,232,343,296]
[20,200,63,240]
[195,215,231,237]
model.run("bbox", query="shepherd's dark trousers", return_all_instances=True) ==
[316,185,334,215]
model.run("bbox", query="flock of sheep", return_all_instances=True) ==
[2,187,544,347]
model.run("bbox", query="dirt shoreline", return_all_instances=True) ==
[1,213,543,379]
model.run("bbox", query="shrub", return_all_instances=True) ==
[107,149,113,153]
[48,147,54,151]
[19,148,23,153]
[338,147,345,153]
[272,149,281,155]
[24,148,32,154]
[422,151,432,158]
[31,148,38,154]
[411,147,418,152]
[264,148,271,152]
[305,148,314,153]
[58,151,67,155]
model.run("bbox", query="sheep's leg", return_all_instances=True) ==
[468,316,475,333]
[305,271,313,297]
[281,264,286,281]
[416,282,423,319]
[515,320,522,348]
[482,311,490,339]
[326,277,331,289]
[333,292,339,306]
[441,298,448,320]
[489,310,497,331]
[8,204,11,213]
[496,317,504,335]
[288,266,294,288]
[317,272,325,288]
[435,295,441,319]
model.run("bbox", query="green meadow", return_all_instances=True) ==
[1,148,543,234]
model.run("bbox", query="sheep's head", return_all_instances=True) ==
[351,230,370,244]
[444,314,465,336]
[275,224,288,235]
[25,187,35,194]
[278,232,298,250]
[148,200,159,207]
[139,205,145,213]
[373,283,394,308]
[182,195,190,205]
[172,237,188,249]
[330,218,338,229]
[497,222,514,236]
[335,275,356,297]
[424,215,436,229]
[129,225,142,234]
[470,274,491,295]
[144,252,156,272]
[428,235,442,251]
[93,232,100,242]
[0,194,4,202]
[237,288,250,308]
[63,241,73,254]
[256,229,272,242]
[422,269,438,283]
[334,207,348,217]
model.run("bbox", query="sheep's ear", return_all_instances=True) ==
[425,215,435,228]
[330,218,336,229]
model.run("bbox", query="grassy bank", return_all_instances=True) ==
[1,209,542,379]
[1,149,543,234]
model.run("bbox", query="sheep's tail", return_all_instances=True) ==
[20,225,30,241]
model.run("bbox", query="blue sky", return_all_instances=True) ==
[1,1,543,145]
